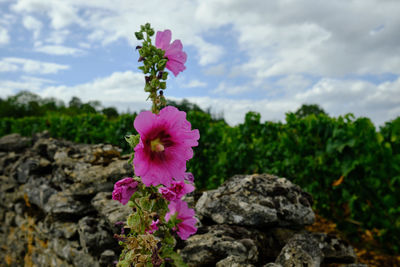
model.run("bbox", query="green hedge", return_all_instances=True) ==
[1,112,399,253]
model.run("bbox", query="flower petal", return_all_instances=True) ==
[134,111,156,136]
[166,59,186,76]
[133,106,199,186]
[155,30,171,51]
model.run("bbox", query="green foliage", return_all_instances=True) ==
[167,99,204,114]
[0,91,118,118]
[1,93,399,253]
[295,103,327,118]
[188,110,400,253]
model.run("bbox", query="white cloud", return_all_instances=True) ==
[203,63,226,76]
[212,82,252,96]
[184,77,400,126]
[185,96,295,125]
[78,42,90,49]
[22,15,42,39]
[0,60,18,72]
[9,0,225,65]
[0,27,10,45]
[0,75,55,96]
[276,75,313,94]
[34,45,84,56]
[4,0,400,126]
[191,37,224,66]
[0,70,148,112]
[45,29,70,44]
[185,79,207,88]
[0,57,69,74]
[195,0,400,80]
[39,71,150,111]
[11,0,84,30]
[7,0,400,76]
[294,77,400,125]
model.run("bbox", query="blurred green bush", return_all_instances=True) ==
[1,92,399,253]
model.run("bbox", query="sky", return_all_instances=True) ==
[0,0,399,126]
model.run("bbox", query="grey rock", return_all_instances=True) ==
[15,156,52,184]
[57,222,78,240]
[312,232,356,263]
[78,216,115,255]
[14,202,25,215]
[196,174,315,227]
[180,224,259,266]
[0,207,4,221]
[99,250,116,267]
[258,227,299,261]
[0,151,20,176]
[340,264,368,267]
[50,238,99,267]
[5,211,16,226]
[24,178,57,210]
[263,264,282,267]
[44,191,94,219]
[17,158,39,183]
[92,192,132,229]
[31,136,62,160]
[38,216,78,239]
[216,255,256,267]
[32,251,74,267]
[63,160,133,196]
[0,133,31,152]
[275,232,323,267]
[70,249,99,267]
[0,174,18,199]
[14,214,25,227]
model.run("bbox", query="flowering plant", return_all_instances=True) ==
[112,23,198,267]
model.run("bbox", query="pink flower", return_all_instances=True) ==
[171,181,195,199]
[146,219,159,234]
[133,106,200,187]
[112,177,138,205]
[159,181,195,201]
[158,187,177,201]
[155,29,187,76]
[165,200,197,240]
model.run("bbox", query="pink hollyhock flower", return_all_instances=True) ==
[159,181,195,201]
[170,181,195,199]
[112,177,138,205]
[158,187,177,201]
[155,29,187,76]
[146,219,159,234]
[133,106,200,187]
[184,172,195,183]
[165,200,197,240]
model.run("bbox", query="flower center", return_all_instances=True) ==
[150,138,165,152]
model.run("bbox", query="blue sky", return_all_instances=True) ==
[0,0,399,125]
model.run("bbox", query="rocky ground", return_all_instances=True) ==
[0,132,384,266]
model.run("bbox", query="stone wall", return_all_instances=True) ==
[0,133,366,267]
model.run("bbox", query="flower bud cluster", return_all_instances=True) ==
[135,23,168,114]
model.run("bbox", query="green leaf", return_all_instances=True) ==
[158,59,167,69]
[135,31,144,40]
[125,134,140,149]
[127,213,140,228]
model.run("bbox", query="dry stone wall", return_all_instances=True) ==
[0,133,366,267]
